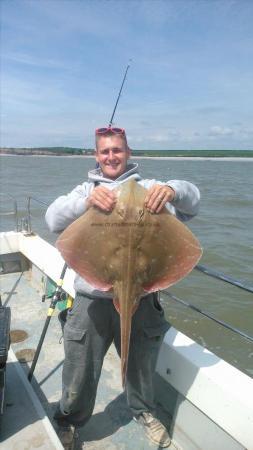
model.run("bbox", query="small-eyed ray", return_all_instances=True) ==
[56,179,202,386]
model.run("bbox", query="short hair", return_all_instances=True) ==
[95,129,129,150]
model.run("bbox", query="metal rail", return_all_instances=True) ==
[0,193,18,231]
[195,264,253,294]
[26,196,50,234]
[162,290,253,343]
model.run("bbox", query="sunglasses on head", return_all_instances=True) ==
[95,126,125,135]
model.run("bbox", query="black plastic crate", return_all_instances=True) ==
[0,307,11,367]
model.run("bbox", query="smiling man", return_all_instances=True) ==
[45,127,200,449]
[87,128,176,214]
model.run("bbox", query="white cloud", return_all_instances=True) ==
[2,52,66,69]
[209,126,234,136]
[208,125,253,141]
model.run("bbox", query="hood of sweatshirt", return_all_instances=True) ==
[87,163,142,185]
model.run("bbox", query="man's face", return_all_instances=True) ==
[95,135,131,180]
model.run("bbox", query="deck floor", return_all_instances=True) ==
[1,348,63,449]
[1,271,177,450]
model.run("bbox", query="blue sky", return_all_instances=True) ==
[1,0,253,150]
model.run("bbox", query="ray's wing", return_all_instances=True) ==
[138,210,202,292]
[56,207,124,291]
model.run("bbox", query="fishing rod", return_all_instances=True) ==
[28,263,69,381]
[162,290,253,344]
[108,62,131,127]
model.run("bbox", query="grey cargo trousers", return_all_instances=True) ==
[57,291,170,427]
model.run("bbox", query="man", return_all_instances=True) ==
[45,127,200,449]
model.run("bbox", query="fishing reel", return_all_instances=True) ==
[41,291,67,303]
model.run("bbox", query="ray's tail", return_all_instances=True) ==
[113,297,140,387]
[113,298,135,387]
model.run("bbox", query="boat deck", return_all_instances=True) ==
[1,271,177,450]
[1,348,63,449]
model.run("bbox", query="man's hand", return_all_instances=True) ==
[86,186,117,212]
[145,184,175,213]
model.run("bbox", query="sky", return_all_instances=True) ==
[1,0,253,150]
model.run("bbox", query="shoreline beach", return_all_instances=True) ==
[1,154,253,161]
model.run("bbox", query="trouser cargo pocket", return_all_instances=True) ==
[143,322,170,339]
[141,322,170,350]
[64,325,86,363]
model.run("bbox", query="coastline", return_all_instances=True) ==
[1,154,253,161]
[133,156,253,161]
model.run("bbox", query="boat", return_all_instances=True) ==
[0,194,253,450]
